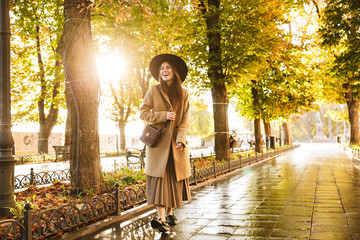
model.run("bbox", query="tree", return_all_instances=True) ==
[104,73,142,151]
[250,80,263,152]
[92,0,184,97]
[319,0,360,145]
[188,100,214,140]
[293,111,317,141]
[57,0,103,194]
[222,0,293,152]
[198,0,230,160]
[227,0,323,149]
[10,0,65,153]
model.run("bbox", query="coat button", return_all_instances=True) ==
[175,126,179,128]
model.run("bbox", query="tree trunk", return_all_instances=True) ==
[254,118,263,153]
[282,122,293,145]
[200,0,230,160]
[348,103,359,145]
[118,121,126,151]
[36,22,60,153]
[211,83,230,159]
[282,115,300,146]
[57,0,103,194]
[38,127,51,154]
[263,120,271,136]
[251,80,263,153]
[263,119,271,149]
[344,83,360,145]
[109,81,131,152]
[38,60,61,154]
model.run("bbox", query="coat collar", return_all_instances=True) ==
[157,84,173,111]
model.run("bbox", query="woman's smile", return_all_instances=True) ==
[160,62,174,82]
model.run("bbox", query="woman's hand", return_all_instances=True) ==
[166,111,176,120]
[174,142,184,151]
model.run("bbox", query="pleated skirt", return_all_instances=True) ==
[146,148,191,208]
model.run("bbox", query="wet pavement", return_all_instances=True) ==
[78,143,360,239]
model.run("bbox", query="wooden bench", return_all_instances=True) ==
[231,140,243,152]
[53,145,70,161]
[126,146,146,169]
[233,140,243,148]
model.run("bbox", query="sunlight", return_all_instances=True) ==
[96,54,127,81]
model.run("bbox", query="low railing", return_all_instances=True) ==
[189,147,296,185]
[15,162,131,190]
[14,148,247,190]
[341,144,360,159]
[3,145,299,239]
[188,147,248,161]
[0,183,146,240]
[15,169,71,189]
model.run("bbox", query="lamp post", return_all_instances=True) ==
[0,0,16,216]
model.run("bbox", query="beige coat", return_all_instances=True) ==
[140,84,191,181]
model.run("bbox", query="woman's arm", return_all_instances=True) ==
[139,85,167,124]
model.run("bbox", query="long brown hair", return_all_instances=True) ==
[158,61,183,111]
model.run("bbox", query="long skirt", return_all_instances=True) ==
[146,148,191,208]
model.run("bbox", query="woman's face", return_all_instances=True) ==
[160,61,174,83]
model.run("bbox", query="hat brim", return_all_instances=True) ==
[149,54,188,82]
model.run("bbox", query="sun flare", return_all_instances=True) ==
[96,54,127,81]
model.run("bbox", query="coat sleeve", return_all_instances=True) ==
[140,85,167,124]
[176,89,190,146]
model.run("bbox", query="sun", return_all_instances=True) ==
[96,54,127,81]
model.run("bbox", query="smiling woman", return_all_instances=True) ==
[96,54,127,80]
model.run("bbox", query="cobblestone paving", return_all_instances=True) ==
[83,143,360,239]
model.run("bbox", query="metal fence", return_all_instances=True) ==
[14,148,252,190]
[349,146,360,159]
[15,169,70,189]
[0,183,146,240]
[189,147,296,185]
[341,144,360,159]
[14,162,136,190]
[3,145,298,239]
[188,147,247,161]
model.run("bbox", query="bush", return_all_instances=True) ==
[15,154,59,164]
[103,167,146,190]
[104,150,127,157]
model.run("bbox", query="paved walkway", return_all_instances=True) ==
[78,143,360,239]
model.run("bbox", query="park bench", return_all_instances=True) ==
[52,145,70,161]
[231,140,243,152]
[126,145,146,169]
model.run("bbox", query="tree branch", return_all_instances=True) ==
[311,0,321,19]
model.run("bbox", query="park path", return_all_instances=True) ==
[77,143,360,239]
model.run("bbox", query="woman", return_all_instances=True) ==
[140,54,191,232]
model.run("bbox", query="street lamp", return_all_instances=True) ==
[0,0,16,216]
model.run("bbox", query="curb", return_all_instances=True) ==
[61,204,155,239]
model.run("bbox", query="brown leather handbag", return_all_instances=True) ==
[140,86,169,147]
[140,124,165,147]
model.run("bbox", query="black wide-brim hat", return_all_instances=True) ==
[149,54,188,82]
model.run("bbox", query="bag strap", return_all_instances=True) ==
[156,85,171,110]
[155,85,170,130]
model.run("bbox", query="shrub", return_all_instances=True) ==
[103,167,146,190]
